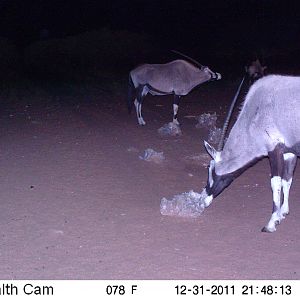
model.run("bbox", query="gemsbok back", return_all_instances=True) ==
[128,59,221,125]
[201,75,299,232]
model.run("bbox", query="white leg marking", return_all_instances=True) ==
[134,98,140,122]
[264,176,282,232]
[283,153,295,160]
[172,104,180,125]
[138,102,145,125]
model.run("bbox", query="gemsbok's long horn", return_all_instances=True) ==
[171,50,204,69]
[217,76,245,152]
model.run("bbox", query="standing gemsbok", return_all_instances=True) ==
[201,75,300,232]
[128,59,221,125]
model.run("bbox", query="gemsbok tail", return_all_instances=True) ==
[127,74,135,114]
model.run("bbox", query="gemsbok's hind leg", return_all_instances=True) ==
[262,144,285,232]
[172,95,181,125]
[281,153,297,217]
[134,85,146,125]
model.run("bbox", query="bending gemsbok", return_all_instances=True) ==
[202,75,299,232]
[128,59,221,125]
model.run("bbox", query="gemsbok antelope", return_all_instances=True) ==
[128,59,221,125]
[201,75,299,232]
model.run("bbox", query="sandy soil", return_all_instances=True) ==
[0,80,299,280]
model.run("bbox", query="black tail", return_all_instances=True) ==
[127,74,135,114]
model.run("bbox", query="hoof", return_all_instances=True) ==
[261,227,271,233]
[138,120,146,126]
[261,226,276,233]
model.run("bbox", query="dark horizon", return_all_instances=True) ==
[1,0,300,53]
[1,0,300,81]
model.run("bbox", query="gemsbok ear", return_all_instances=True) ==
[204,140,217,160]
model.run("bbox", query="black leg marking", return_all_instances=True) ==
[268,143,285,178]
[173,94,181,105]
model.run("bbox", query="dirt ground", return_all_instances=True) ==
[0,79,299,280]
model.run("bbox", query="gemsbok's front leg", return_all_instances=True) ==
[281,153,297,217]
[134,85,146,125]
[262,144,285,232]
[172,95,181,125]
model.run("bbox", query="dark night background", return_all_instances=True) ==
[1,0,300,83]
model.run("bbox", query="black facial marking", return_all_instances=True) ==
[205,169,234,198]
[205,157,261,198]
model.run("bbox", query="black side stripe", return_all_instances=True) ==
[146,83,171,95]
